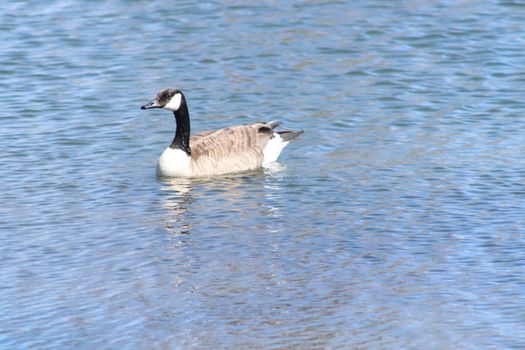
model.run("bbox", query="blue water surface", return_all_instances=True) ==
[1,1,525,348]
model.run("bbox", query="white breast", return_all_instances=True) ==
[156,147,192,177]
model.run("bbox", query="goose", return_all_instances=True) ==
[141,88,303,177]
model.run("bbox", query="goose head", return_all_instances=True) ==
[141,88,184,112]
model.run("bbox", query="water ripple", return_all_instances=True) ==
[2,0,525,349]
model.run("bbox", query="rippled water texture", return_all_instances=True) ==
[2,1,525,348]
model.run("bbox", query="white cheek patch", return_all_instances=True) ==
[164,93,182,111]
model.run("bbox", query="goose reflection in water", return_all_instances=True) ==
[160,177,194,235]
[159,165,287,236]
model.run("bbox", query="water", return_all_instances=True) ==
[2,0,525,348]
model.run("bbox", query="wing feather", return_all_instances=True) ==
[188,123,274,176]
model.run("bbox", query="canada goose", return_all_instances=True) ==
[141,89,303,177]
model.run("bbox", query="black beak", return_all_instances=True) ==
[141,101,161,110]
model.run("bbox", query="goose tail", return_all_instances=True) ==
[276,130,304,142]
[262,129,303,165]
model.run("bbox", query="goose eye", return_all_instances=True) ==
[159,92,169,102]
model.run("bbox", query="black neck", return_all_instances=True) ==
[169,97,191,155]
